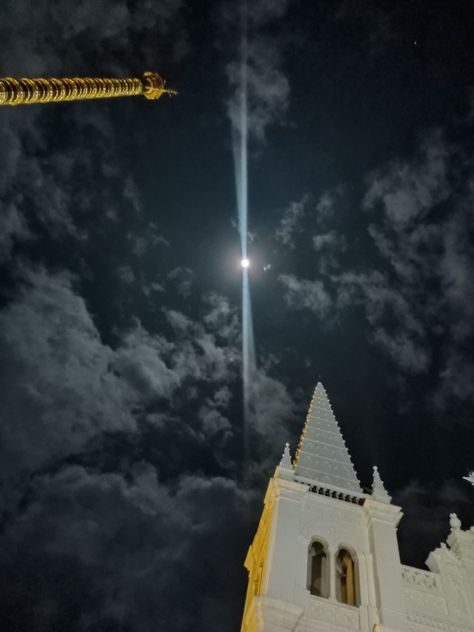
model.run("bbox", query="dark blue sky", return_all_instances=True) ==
[0,1,473,631]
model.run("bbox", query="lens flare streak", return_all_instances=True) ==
[232,1,256,460]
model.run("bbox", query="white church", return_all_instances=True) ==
[240,383,474,632]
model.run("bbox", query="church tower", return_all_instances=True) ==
[240,383,474,632]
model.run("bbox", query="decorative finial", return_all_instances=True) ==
[462,471,474,486]
[280,443,292,469]
[371,466,391,504]
[278,442,294,480]
[449,513,462,531]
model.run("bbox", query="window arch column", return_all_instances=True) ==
[336,548,358,606]
[307,540,329,598]
[328,545,337,600]
[307,541,359,606]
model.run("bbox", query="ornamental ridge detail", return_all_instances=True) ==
[294,382,362,495]
[402,565,441,592]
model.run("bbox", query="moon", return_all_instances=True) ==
[241,258,250,269]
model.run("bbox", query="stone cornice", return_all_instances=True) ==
[274,476,309,502]
[364,498,403,527]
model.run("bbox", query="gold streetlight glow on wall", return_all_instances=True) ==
[0,72,177,106]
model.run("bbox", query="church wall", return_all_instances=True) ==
[262,477,381,631]
[401,562,474,632]
[240,383,474,632]
[249,477,474,632]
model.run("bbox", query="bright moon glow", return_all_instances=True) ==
[241,258,250,268]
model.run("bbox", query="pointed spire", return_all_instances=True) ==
[294,382,362,494]
[278,442,294,480]
[280,442,292,469]
[372,466,391,503]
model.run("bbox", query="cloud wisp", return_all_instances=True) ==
[276,127,474,411]
[224,0,290,144]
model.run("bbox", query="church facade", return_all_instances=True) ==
[240,383,474,632]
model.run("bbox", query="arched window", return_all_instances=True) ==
[336,548,358,606]
[308,540,329,598]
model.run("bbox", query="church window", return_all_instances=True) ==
[336,548,358,606]
[308,540,329,598]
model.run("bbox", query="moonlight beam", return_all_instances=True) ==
[0,72,177,106]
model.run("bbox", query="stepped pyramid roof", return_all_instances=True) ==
[294,382,362,494]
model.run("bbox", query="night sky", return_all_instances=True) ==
[1,1,474,630]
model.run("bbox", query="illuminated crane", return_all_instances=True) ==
[0,71,176,106]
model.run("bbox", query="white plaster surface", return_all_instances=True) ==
[242,384,474,632]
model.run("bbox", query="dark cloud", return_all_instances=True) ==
[0,106,138,263]
[274,190,345,255]
[0,464,256,632]
[1,2,474,631]
[0,0,185,76]
[167,267,195,298]
[250,368,295,445]
[312,231,347,274]
[117,265,136,284]
[276,125,474,407]
[313,231,345,253]
[279,273,333,319]
[315,190,340,223]
[128,222,169,258]
[363,131,450,228]
[275,195,309,248]
[0,261,296,630]
[114,323,182,402]
[0,268,135,481]
[0,267,225,484]
[0,0,184,265]
[0,200,30,261]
